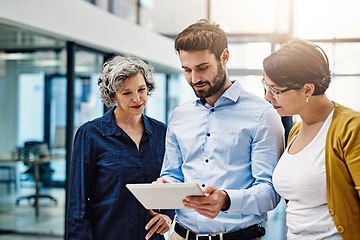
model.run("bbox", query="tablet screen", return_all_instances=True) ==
[126,183,204,209]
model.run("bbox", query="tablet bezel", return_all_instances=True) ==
[126,183,204,209]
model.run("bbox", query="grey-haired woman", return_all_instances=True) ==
[67,56,174,240]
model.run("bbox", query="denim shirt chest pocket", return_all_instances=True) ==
[92,150,144,201]
[140,147,165,181]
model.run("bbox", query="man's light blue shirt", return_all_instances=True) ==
[160,80,284,234]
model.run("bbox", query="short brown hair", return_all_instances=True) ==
[174,19,228,60]
[263,39,331,95]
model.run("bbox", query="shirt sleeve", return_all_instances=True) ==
[66,127,94,240]
[160,112,185,183]
[225,106,284,215]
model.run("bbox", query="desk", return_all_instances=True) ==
[0,153,63,217]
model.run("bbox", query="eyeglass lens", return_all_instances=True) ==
[262,79,279,99]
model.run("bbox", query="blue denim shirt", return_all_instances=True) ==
[66,107,174,240]
[161,80,284,234]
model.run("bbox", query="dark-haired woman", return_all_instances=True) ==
[263,39,360,239]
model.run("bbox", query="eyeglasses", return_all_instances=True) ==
[261,78,292,99]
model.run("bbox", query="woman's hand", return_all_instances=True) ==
[145,209,172,239]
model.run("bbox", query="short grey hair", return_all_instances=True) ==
[98,55,155,107]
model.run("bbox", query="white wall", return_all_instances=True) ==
[151,0,208,35]
[151,0,291,35]
[0,0,181,73]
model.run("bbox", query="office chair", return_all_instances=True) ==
[16,141,57,206]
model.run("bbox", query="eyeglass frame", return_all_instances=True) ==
[261,78,293,99]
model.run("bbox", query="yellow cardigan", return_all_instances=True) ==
[288,102,360,240]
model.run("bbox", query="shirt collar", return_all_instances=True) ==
[101,107,153,136]
[193,80,242,107]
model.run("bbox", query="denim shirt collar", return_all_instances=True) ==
[100,107,153,137]
[193,80,243,107]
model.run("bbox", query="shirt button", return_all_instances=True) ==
[329,209,335,215]
[205,159,209,163]
[211,108,214,112]
[202,184,205,187]
[337,225,344,233]
[207,133,210,137]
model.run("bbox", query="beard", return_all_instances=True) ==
[191,64,227,99]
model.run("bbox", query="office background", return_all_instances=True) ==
[0,0,360,239]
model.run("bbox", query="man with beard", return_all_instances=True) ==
[155,19,284,240]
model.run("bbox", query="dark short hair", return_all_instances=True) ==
[263,39,331,95]
[98,55,155,107]
[174,19,228,60]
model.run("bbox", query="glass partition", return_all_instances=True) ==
[327,76,360,111]
[73,50,104,129]
[295,0,360,39]
[0,23,68,237]
[145,73,167,122]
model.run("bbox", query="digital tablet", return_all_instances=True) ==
[126,183,204,209]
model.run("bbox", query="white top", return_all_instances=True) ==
[273,110,341,240]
